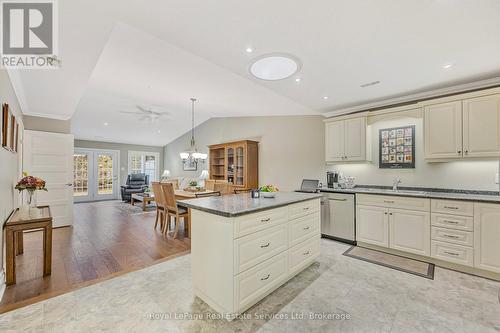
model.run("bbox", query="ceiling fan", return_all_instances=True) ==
[118,105,169,122]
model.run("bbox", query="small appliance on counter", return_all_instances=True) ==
[326,171,338,188]
[296,179,320,193]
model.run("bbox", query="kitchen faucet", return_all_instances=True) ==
[393,178,402,191]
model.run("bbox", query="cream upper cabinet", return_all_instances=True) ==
[356,205,389,247]
[463,94,500,158]
[325,116,367,163]
[424,101,463,159]
[344,117,366,161]
[474,203,500,273]
[325,120,345,162]
[389,208,430,256]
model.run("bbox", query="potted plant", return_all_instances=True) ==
[15,172,48,217]
[259,184,279,198]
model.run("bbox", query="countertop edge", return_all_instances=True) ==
[319,188,500,203]
[178,195,321,218]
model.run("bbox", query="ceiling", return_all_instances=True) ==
[9,0,500,146]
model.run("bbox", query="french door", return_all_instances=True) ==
[73,148,119,202]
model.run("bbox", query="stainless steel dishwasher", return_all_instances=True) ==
[321,192,355,244]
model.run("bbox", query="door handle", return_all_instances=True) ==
[260,242,271,248]
[329,198,347,201]
[260,274,270,281]
[66,183,73,187]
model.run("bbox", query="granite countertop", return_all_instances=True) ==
[178,192,322,217]
[318,185,500,203]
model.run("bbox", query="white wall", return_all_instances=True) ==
[330,116,500,192]
[0,69,24,291]
[164,116,327,191]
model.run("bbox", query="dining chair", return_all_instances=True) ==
[214,182,234,195]
[204,179,215,191]
[234,188,252,194]
[162,182,190,238]
[151,182,166,231]
[195,191,221,198]
[162,179,180,190]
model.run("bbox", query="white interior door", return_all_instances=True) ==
[23,130,74,228]
[73,148,119,202]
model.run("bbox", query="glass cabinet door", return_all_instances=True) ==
[227,147,235,184]
[234,145,245,186]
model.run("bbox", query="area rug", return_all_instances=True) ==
[343,246,435,279]
[112,200,156,215]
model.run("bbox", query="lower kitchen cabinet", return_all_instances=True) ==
[474,203,500,273]
[389,209,430,256]
[356,205,389,247]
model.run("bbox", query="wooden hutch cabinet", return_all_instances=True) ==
[208,140,258,189]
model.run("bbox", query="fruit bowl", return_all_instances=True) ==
[261,192,276,198]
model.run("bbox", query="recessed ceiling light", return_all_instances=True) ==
[360,80,381,88]
[442,63,453,70]
[295,77,302,83]
[157,130,161,134]
[104,122,109,126]
[250,54,301,81]
[323,96,329,100]
[245,47,253,53]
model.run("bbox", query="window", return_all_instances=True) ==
[127,151,160,184]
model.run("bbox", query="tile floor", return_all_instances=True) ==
[1,239,499,332]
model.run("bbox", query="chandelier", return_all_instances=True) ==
[180,98,207,162]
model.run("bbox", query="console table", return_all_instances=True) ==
[4,206,53,285]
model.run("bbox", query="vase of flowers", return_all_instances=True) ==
[15,172,48,217]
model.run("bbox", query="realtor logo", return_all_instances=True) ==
[1,0,58,68]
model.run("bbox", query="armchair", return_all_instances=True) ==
[121,173,149,201]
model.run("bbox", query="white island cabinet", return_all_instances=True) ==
[180,192,321,318]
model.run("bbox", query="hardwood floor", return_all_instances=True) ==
[0,200,190,313]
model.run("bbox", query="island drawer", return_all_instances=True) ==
[234,207,288,238]
[356,194,430,212]
[234,224,288,274]
[431,226,473,247]
[234,251,288,312]
[289,235,320,275]
[431,240,473,267]
[431,213,473,231]
[288,199,320,220]
[431,199,473,217]
[289,211,320,247]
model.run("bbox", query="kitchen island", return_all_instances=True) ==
[178,192,322,318]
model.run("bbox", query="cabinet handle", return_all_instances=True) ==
[443,220,459,224]
[384,212,388,215]
[329,198,347,201]
[465,150,469,155]
[384,200,394,203]
[443,234,460,239]
[457,150,461,154]
[303,207,310,211]
[444,206,459,210]
[261,218,271,222]
[444,251,459,257]
[389,213,393,215]
[303,250,310,256]
[303,226,310,230]
[260,242,270,248]
[261,274,270,281]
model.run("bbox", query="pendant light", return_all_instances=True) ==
[180,98,207,162]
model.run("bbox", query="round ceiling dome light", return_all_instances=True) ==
[250,54,301,81]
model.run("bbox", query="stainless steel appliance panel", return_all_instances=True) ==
[321,192,355,243]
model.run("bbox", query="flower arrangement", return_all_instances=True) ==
[15,172,47,208]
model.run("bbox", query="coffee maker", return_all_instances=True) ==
[327,171,339,188]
